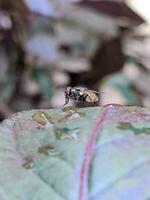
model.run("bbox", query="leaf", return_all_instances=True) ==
[1,106,150,200]
[25,0,55,17]
[77,1,144,25]
[26,34,58,65]
[32,68,53,99]
[102,73,140,105]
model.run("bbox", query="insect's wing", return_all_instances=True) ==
[86,90,100,94]
[85,92,99,103]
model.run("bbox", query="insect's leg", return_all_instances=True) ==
[62,97,69,107]
[74,96,81,106]
[75,98,79,104]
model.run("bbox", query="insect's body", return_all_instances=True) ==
[63,87,99,106]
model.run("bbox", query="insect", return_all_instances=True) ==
[63,86,99,107]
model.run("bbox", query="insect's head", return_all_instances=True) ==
[63,87,71,107]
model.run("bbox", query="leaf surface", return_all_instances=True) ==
[1,106,150,200]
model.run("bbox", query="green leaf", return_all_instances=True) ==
[32,68,53,99]
[103,73,140,104]
[1,106,150,200]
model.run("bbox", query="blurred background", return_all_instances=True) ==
[0,0,150,121]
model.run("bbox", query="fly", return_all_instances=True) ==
[63,86,99,107]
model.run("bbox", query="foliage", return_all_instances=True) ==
[0,0,148,121]
[1,106,150,199]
